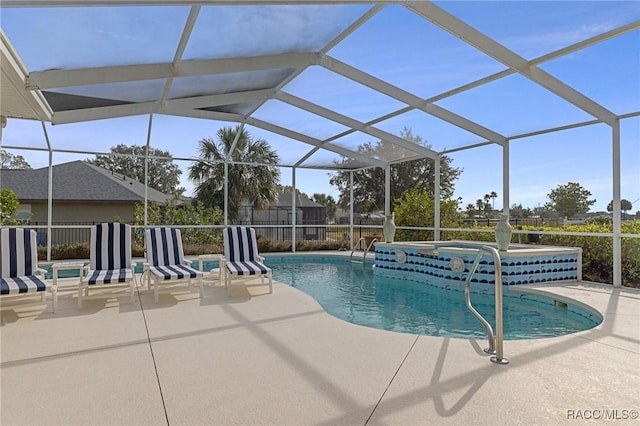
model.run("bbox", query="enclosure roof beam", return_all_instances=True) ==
[320,55,508,146]
[159,5,200,103]
[27,52,316,90]
[51,89,272,124]
[406,1,618,126]
[244,116,387,168]
[52,101,161,125]
[425,21,640,105]
[277,91,438,159]
[1,29,52,121]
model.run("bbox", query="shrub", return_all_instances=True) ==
[1,188,19,225]
[129,196,224,247]
[34,220,639,287]
[38,243,89,261]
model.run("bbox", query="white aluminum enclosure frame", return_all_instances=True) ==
[1,1,638,287]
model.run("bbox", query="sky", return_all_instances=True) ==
[1,1,639,213]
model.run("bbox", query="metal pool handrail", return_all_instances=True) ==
[434,243,509,365]
[350,237,377,263]
[464,246,509,364]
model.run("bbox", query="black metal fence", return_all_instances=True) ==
[26,221,386,247]
[459,217,559,227]
[26,218,555,248]
[30,222,93,246]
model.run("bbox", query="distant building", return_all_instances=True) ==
[239,190,326,240]
[335,208,384,225]
[1,160,174,244]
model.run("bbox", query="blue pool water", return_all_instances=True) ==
[45,255,601,339]
[265,256,601,340]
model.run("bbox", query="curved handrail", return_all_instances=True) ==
[350,238,366,262]
[364,238,377,262]
[350,237,377,263]
[466,245,508,364]
[464,250,496,354]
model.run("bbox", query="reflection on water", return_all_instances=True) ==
[271,260,600,340]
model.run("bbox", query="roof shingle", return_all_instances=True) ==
[1,160,172,203]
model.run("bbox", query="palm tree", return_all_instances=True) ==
[466,203,475,218]
[188,126,280,222]
[489,191,498,210]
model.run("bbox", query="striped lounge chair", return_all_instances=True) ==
[144,227,203,303]
[222,226,272,295]
[1,227,57,313]
[80,223,136,309]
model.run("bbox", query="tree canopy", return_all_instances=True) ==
[393,187,461,241]
[87,144,184,195]
[545,182,596,218]
[1,150,31,169]
[329,128,462,213]
[188,126,280,222]
[510,203,534,218]
[312,193,337,223]
[607,199,633,214]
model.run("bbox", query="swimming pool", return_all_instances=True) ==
[265,256,601,340]
[44,255,601,339]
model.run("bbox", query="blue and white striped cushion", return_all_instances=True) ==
[224,227,260,262]
[90,223,132,270]
[86,268,133,285]
[1,228,38,278]
[225,260,270,276]
[1,275,49,295]
[145,228,186,266]
[148,264,202,281]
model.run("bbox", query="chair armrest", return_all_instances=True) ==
[184,259,193,266]
[35,267,48,278]
[198,254,223,260]
[259,256,266,262]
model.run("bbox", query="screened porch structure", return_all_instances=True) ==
[1,1,638,287]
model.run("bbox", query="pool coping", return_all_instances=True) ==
[2,251,638,425]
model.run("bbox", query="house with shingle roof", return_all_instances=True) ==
[1,161,174,243]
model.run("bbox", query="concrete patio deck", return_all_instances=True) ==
[1,265,639,425]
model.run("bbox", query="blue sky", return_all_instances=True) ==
[1,1,639,213]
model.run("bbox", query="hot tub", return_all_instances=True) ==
[373,240,582,291]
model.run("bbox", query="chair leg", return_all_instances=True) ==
[146,267,152,292]
[51,286,58,313]
[268,272,273,294]
[78,284,84,309]
[198,276,204,298]
[154,276,160,303]
[41,291,46,302]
